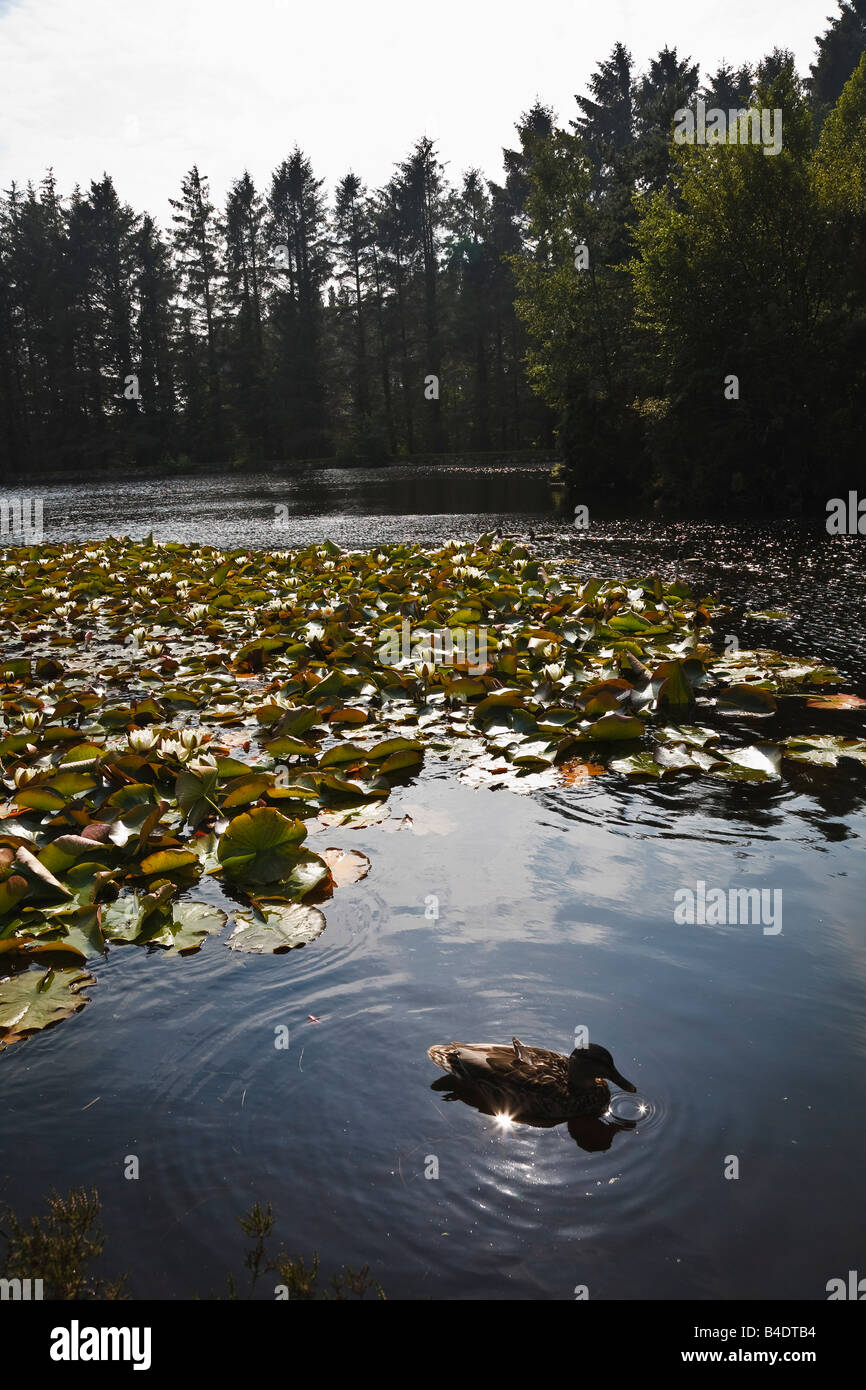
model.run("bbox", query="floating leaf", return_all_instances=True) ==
[227,902,326,953]
[143,901,227,955]
[583,713,645,741]
[319,848,371,885]
[717,685,778,714]
[217,807,307,884]
[0,965,94,1044]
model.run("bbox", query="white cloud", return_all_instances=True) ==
[0,0,828,223]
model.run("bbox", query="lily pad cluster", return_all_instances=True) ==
[0,533,863,1045]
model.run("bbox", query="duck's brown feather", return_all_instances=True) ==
[427,1040,611,1121]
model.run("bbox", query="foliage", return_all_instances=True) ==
[226,1202,385,1301]
[0,1186,127,1299]
[0,1187,384,1300]
[0,534,860,1044]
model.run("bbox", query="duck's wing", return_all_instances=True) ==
[511,1037,535,1064]
[428,1041,563,1086]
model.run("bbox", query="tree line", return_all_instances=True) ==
[1,0,864,511]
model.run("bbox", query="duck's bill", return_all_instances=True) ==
[608,1068,637,1093]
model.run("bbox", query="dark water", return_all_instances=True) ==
[2,463,865,1300]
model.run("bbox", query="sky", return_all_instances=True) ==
[0,0,837,225]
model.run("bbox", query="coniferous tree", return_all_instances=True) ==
[268,149,331,457]
[810,0,866,121]
[169,166,223,457]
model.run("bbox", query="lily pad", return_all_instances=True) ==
[319,848,371,885]
[0,965,95,1045]
[217,807,307,884]
[227,902,326,953]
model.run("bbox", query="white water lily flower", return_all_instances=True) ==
[127,728,158,753]
[21,712,43,731]
[190,753,218,773]
[159,738,188,761]
[179,729,203,749]
[14,765,39,787]
[542,663,565,683]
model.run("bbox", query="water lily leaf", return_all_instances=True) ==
[583,713,645,741]
[37,835,109,877]
[49,906,105,959]
[138,848,200,877]
[609,752,666,777]
[656,661,694,712]
[101,894,148,942]
[721,744,782,779]
[608,610,655,632]
[12,846,73,902]
[378,748,425,775]
[782,736,866,767]
[227,902,326,953]
[105,783,158,811]
[660,725,719,747]
[0,936,85,962]
[330,708,368,725]
[511,740,557,766]
[64,862,118,905]
[45,771,98,797]
[217,807,307,884]
[221,774,273,808]
[804,694,866,710]
[365,738,424,761]
[176,768,219,827]
[14,786,67,812]
[653,743,703,772]
[717,685,778,713]
[265,736,316,757]
[0,965,94,1044]
[215,756,255,778]
[144,901,227,955]
[0,874,30,918]
[316,802,390,829]
[319,742,367,767]
[319,847,371,885]
[271,706,319,737]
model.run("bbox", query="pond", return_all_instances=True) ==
[2,461,864,1300]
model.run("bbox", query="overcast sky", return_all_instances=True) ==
[0,0,834,225]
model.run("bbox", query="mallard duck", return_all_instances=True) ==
[428,1038,636,1123]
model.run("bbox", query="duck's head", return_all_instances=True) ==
[568,1043,636,1093]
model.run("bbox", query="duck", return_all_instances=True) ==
[427,1037,636,1123]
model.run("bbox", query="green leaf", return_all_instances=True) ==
[176,768,219,827]
[227,902,326,954]
[146,901,227,955]
[583,713,645,741]
[0,965,95,1043]
[217,808,308,884]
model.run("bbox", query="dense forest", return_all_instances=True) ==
[1,0,865,510]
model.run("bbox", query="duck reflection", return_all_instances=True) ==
[428,1038,640,1153]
